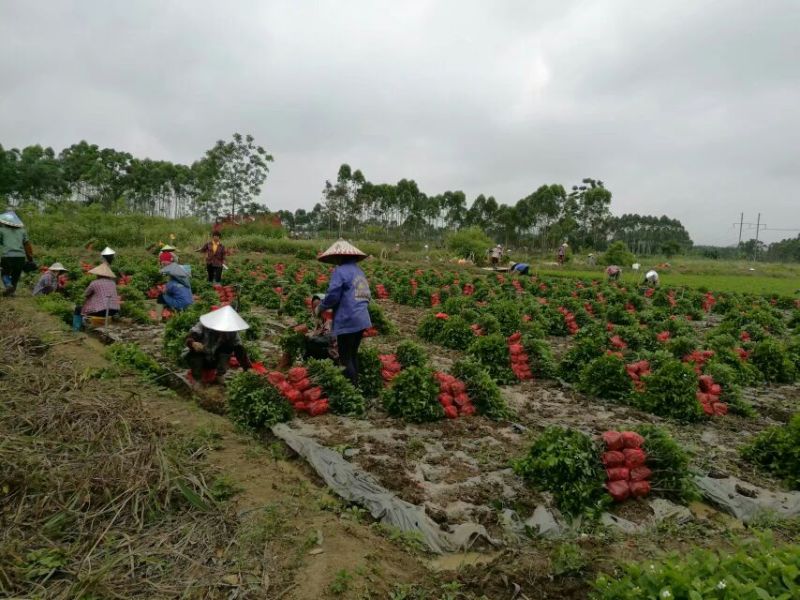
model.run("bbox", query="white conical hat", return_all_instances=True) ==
[101,246,116,256]
[48,262,67,271]
[88,263,116,278]
[0,210,24,228]
[199,305,249,332]
[161,244,176,251]
[317,239,367,264]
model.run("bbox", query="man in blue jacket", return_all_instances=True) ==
[315,240,372,385]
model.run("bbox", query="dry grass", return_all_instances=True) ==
[0,308,278,598]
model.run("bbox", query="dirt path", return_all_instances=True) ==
[8,297,433,599]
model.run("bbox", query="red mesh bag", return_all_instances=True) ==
[309,400,329,416]
[450,381,467,395]
[602,431,624,451]
[285,388,302,404]
[288,367,308,383]
[438,393,454,407]
[602,451,625,468]
[606,480,630,502]
[454,393,470,406]
[630,466,653,482]
[276,380,292,395]
[294,378,312,392]
[304,387,323,402]
[444,406,458,419]
[623,448,647,468]
[460,404,476,416]
[630,480,651,498]
[621,431,645,449]
[712,402,728,416]
[508,344,524,355]
[294,401,308,413]
[606,467,630,482]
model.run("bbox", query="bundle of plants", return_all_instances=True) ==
[467,333,516,384]
[557,337,606,383]
[356,346,384,398]
[367,301,396,335]
[381,366,445,423]
[450,359,510,419]
[636,358,704,422]
[228,371,295,429]
[395,340,429,368]
[741,413,800,489]
[577,353,634,401]
[749,338,797,383]
[162,305,206,362]
[633,424,698,502]
[268,359,366,417]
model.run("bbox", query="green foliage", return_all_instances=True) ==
[439,315,475,349]
[634,424,698,503]
[444,226,494,265]
[577,354,633,401]
[512,427,608,519]
[34,294,73,324]
[278,329,306,363]
[395,340,429,368]
[558,338,605,383]
[306,358,366,416]
[356,346,383,399]
[227,371,294,430]
[750,339,796,383]
[704,360,755,417]
[667,335,697,359]
[367,301,396,335]
[639,359,703,421]
[741,414,800,489]
[416,313,445,343]
[592,536,800,600]
[450,359,510,419]
[467,334,516,384]
[381,366,444,423]
[521,335,557,378]
[106,343,165,379]
[600,240,634,267]
[163,306,205,362]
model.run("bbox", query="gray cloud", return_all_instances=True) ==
[1,0,798,244]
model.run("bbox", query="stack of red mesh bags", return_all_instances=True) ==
[379,354,402,384]
[433,371,476,418]
[601,430,652,502]
[266,367,330,416]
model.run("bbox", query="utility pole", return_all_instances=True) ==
[737,212,744,246]
[754,212,761,261]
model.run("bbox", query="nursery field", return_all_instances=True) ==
[4,240,800,599]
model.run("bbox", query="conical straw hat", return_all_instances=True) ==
[161,244,176,251]
[88,263,116,278]
[199,305,250,332]
[0,210,24,228]
[317,239,367,264]
[48,262,67,271]
[100,246,116,256]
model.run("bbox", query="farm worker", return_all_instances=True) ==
[79,263,120,317]
[185,305,252,385]
[606,265,622,282]
[159,244,177,266]
[197,230,225,283]
[587,253,596,266]
[304,293,338,361]
[489,244,503,269]
[157,263,193,310]
[644,270,660,287]
[100,246,116,265]
[557,241,568,265]
[32,262,68,296]
[0,210,35,297]
[509,261,530,275]
[315,239,372,385]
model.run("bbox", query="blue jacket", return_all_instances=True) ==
[163,279,194,310]
[512,263,530,273]
[320,261,372,335]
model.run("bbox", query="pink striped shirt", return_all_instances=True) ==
[82,278,120,315]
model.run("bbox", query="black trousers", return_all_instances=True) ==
[186,345,250,379]
[206,264,223,283]
[1,256,25,289]
[337,330,364,386]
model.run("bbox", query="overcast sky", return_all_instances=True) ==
[1,0,798,245]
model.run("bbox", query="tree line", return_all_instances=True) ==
[0,133,272,221]
[278,164,693,253]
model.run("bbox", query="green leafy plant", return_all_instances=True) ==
[741,413,800,489]
[368,301,396,335]
[750,338,797,383]
[522,334,557,378]
[634,424,698,503]
[106,342,165,379]
[381,366,444,423]
[163,306,205,361]
[467,334,515,384]
[639,359,703,421]
[450,359,510,419]
[396,340,429,369]
[227,371,294,430]
[512,427,608,519]
[356,346,383,399]
[592,535,800,599]
[306,358,366,416]
[577,354,633,402]
[600,241,634,267]
[558,338,605,383]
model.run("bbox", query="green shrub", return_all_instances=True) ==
[639,359,703,421]
[521,335,557,378]
[750,339,796,383]
[367,302,396,335]
[417,313,446,343]
[444,227,494,265]
[450,359,509,420]
[512,427,608,519]
[396,340,429,368]
[357,346,383,399]
[381,366,444,423]
[600,240,634,267]
[106,343,165,379]
[467,334,515,384]
[163,306,205,362]
[577,354,633,402]
[634,424,698,503]
[741,414,800,489]
[306,358,365,416]
[558,339,605,383]
[592,536,800,599]
[227,371,294,430]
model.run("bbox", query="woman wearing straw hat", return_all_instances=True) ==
[315,240,372,385]
[159,244,177,266]
[100,246,116,265]
[0,210,35,296]
[157,263,194,311]
[33,262,68,296]
[184,305,252,385]
[78,263,120,317]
